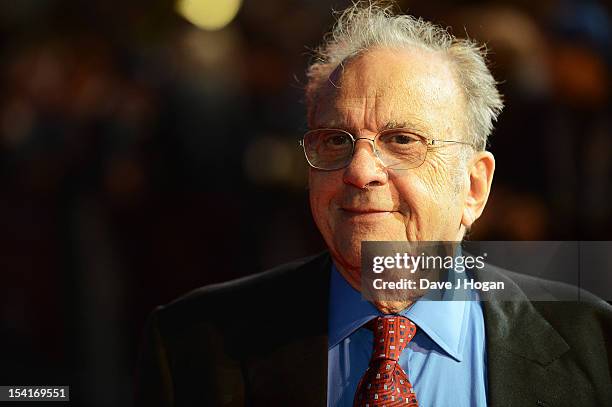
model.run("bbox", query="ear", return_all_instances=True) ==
[461,151,495,230]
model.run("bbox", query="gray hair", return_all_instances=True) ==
[305,3,504,150]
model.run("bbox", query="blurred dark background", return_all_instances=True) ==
[0,0,610,405]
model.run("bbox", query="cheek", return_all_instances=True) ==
[423,158,466,225]
[391,160,462,234]
[422,153,456,195]
[309,171,342,227]
[390,170,432,215]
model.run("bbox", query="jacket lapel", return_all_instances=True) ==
[479,267,571,407]
[245,333,328,406]
[245,253,331,406]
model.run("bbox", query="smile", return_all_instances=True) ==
[340,208,396,218]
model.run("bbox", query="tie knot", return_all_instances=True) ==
[368,316,417,361]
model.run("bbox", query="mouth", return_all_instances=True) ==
[341,208,393,214]
[340,208,397,218]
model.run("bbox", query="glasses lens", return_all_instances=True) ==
[376,130,427,169]
[303,129,353,170]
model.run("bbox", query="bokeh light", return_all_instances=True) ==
[176,0,242,31]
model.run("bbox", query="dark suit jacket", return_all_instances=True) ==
[135,252,612,406]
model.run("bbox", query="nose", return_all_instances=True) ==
[342,138,388,189]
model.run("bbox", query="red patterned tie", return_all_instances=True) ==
[353,316,418,407]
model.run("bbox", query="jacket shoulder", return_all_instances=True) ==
[152,252,331,333]
[501,266,612,311]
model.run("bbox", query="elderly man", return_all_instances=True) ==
[136,5,612,407]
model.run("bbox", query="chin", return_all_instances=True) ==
[332,231,401,267]
[333,241,362,270]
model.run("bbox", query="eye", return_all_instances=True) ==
[324,132,351,146]
[390,134,417,144]
[379,131,421,145]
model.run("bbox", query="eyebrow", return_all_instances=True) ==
[380,120,431,137]
[381,121,408,130]
[310,119,432,137]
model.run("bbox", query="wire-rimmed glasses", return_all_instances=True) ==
[299,128,475,171]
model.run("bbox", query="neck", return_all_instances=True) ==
[334,259,421,314]
[373,300,414,314]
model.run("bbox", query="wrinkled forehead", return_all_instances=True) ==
[308,47,466,135]
[311,94,435,136]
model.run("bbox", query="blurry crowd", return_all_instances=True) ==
[0,0,610,405]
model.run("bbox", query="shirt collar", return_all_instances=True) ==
[328,263,468,362]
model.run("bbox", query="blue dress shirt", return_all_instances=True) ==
[327,265,488,407]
